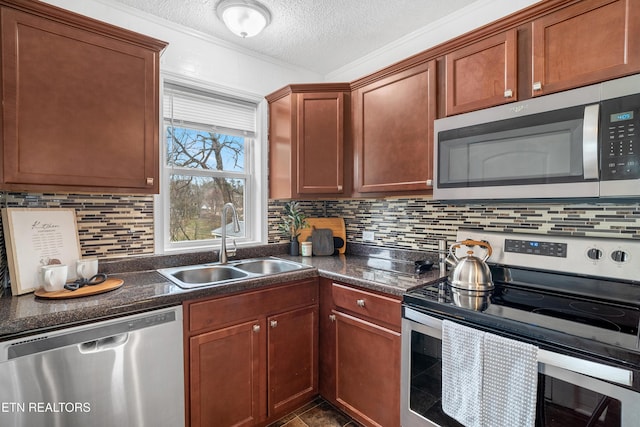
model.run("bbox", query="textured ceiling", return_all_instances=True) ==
[108,0,478,75]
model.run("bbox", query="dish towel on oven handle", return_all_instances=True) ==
[442,320,485,427]
[483,333,538,427]
[441,320,539,427]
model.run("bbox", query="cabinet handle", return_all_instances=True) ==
[253,324,261,333]
[146,177,154,186]
[329,314,336,322]
[270,320,278,328]
[356,299,365,307]
[504,89,513,98]
[337,185,343,191]
[426,179,433,187]
[532,82,542,91]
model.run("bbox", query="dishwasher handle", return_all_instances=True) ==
[79,333,129,353]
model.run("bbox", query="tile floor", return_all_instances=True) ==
[267,396,361,427]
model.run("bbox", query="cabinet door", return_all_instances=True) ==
[189,319,265,427]
[297,92,345,194]
[446,30,517,115]
[353,60,436,193]
[319,278,337,402]
[531,0,640,96]
[268,305,318,416]
[0,7,160,193]
[334,310,401,427]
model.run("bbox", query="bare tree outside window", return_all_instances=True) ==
[167,126,246,242]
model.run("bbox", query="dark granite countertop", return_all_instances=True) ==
[0,245,443,341]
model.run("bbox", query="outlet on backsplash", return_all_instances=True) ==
[363,230,375,242]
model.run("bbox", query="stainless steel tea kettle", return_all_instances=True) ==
[446,239,494,291]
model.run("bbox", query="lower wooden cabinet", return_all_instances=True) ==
[184,279,319,427]
[189,319,264,427]
[319,278,402,427]
[268,305,318,415]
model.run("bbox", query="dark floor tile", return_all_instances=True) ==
[279,417,309,427]
[298,401,351,427]
[291,396,324,416]
[267,411,298,427]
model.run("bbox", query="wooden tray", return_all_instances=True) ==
[34,278,124,299]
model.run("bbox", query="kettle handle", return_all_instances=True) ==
[451,239,493,261]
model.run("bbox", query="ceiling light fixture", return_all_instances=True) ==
[216,0,271,38]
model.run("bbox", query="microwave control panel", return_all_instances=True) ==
[600,93,640,180]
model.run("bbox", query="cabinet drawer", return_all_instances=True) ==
[331,283,401,331]
[188,279,318,332]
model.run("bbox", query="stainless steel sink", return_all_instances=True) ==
[157,257,312,289]
[233,259,305,275]
[171,266,248,284]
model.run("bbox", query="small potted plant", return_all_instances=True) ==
[278,201,309,256]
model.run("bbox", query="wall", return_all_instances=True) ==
[268,199,640,254]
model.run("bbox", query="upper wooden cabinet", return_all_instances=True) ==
[352,60,436,194]
[0,1,166,194]
[267,84,351,199]
[445,30,518,115]
[531,0,640,96]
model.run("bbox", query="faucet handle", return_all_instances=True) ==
[227,239,237,258]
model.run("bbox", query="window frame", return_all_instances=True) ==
[155,72,268,254]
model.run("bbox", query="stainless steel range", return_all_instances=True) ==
[402,230,640,427]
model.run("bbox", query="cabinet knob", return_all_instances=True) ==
[532,82,542,91]
[146,177,154,186]
[504,89,513,98]
[356,299,365,307]
[337,185,343,191]
[426,179,433,187]
[270,320,278,328]
[329,314,336,322]
[253,324,261,333]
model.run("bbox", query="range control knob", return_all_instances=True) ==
[586,248,603,260]
[611,250,629,263]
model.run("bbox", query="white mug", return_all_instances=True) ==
[76,258,99,280]
[41,264,68,292]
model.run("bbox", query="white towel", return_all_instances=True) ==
[441,320,539,427]
[442,320,485,427]
[483,333,538,427]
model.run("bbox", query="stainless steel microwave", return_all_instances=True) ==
[433,73,640,200]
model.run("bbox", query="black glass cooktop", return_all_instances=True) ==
[404,266,640,354]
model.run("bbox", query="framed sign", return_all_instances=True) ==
[2,208,81,295]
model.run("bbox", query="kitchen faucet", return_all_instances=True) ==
[219,202,240,264]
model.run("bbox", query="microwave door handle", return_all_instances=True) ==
[583,103,599,180]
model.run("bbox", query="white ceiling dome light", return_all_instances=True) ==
[216,0,272,38]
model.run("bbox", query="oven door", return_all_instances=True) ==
[401,307,640,427]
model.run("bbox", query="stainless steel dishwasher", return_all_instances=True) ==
[0,306,184,427]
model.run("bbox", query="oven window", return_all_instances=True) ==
[409,331,463,426]
[541,377,621,427]
[409,330,623,427]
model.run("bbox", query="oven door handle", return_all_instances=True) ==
[403,307,633,387]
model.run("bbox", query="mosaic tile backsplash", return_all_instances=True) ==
[0,192,638,294]
[0,192,155,258]
[268,199,640,255]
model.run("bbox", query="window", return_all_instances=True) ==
[157,79,267,253]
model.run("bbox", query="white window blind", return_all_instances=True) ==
[164,83,256,137]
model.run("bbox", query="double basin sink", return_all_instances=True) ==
[157,257,313,289]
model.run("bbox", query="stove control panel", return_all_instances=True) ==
[504,239,567,257]
[457,230,640,282]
